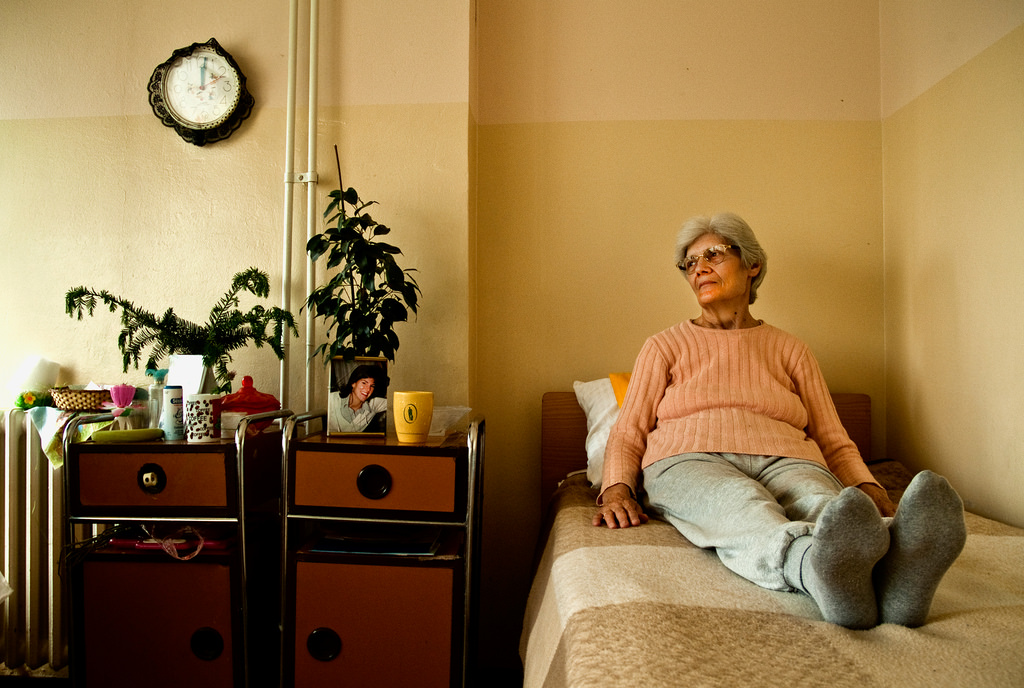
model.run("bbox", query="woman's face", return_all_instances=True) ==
[350,377,376,403]
[684,233,760,308]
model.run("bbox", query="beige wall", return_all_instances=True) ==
[475,0,1024,669]
[882,22,1024,527]
[475,118,885,663]
[475,0,887,669]
[0,0,472,412]
[879,0,1024,117]
[3,0,1023,676]
[478,0,881,122]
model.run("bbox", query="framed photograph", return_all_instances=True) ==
[327,356,389,436]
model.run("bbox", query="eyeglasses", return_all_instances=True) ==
[678,244,739,274]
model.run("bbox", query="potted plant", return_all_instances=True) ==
[304,146,421,364]
[65,267,298,394]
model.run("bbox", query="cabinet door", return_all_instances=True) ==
[80,559,238,687]
[294,560,454,687]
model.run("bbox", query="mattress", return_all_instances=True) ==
[520,470,1024,688]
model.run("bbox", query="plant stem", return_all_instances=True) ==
[334,144,357,316]
[334,143,343,206]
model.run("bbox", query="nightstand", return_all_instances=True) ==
[280,414,484,688]
[62,411,291,688]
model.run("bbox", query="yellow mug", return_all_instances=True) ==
[394,391,434,443]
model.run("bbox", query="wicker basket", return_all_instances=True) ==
[49,387,112,411]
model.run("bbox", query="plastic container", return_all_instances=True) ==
[148,380,166,429]
[160,385,185,440]
[220,376,280,436]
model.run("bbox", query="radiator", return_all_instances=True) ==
[1,408,67,675]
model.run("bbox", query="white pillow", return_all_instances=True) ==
[573,378,620,491]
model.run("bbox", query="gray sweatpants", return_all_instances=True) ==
[642,453,845,591]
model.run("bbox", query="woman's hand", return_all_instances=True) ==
[857,482,897,517]
[593,483,649,528]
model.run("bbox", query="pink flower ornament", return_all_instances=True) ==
[103,384,140,417]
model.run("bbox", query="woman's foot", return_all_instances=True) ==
[786,487,889,629]
[874,470,966,626]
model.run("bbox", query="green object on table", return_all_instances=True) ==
[90,428,165,443]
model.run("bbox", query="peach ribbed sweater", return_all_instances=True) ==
[601,320,879,500]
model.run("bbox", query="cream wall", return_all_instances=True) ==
[879,0,1024,117]
[478,0,881,122]
[0,0,472,413]
[4,0,1023,677]
[475,0,885,670]
[881,20,1024,527]
[475,0,1024,671]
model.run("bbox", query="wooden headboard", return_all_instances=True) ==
[540,391,871,504]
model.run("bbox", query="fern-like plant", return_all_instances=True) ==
[66,267,298,394]
[304,146,421,363]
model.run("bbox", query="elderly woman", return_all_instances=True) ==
[594,212,966,629]
[329,364,388,433]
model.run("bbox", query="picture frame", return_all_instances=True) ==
[327,356,389,436]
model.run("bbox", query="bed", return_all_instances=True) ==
[520,388,1024,687]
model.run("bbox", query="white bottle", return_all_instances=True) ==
[160,385,184,440]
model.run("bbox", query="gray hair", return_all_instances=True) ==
[674,212,768,304]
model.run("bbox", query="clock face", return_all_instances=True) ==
[148,38,254,146]
[162,47,242,129]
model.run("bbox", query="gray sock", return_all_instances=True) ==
[784,487,889,629]
[874,470,966,627]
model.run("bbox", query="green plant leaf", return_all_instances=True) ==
[305,152,420,364]
[306,235,329,262]
[380,299,408,322]
[376,242,402,255]
[65,268,297,392]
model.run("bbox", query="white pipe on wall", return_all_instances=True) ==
[280,0,320,412]
[279,0,300,411]
[304,0,320,412]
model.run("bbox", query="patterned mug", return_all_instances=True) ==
[184,393,222,443]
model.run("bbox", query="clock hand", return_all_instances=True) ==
[200,57,207,90]
[186,73,222,98]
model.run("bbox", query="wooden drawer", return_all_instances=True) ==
[293,450,456,513]
[80,558,239,687]
[293,560,452,688]
[73,450,231,510]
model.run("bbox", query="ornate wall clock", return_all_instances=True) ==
[147,38,254,147]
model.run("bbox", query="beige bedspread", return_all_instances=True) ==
[520,471,1024,688]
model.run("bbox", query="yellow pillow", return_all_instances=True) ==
[608,372,631,407]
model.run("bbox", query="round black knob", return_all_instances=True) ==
[190,626,224,661]
[356,464,392,500]
[137,463,167,495]
[307,627,342,662]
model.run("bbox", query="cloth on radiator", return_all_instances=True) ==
[27,406,115,468]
